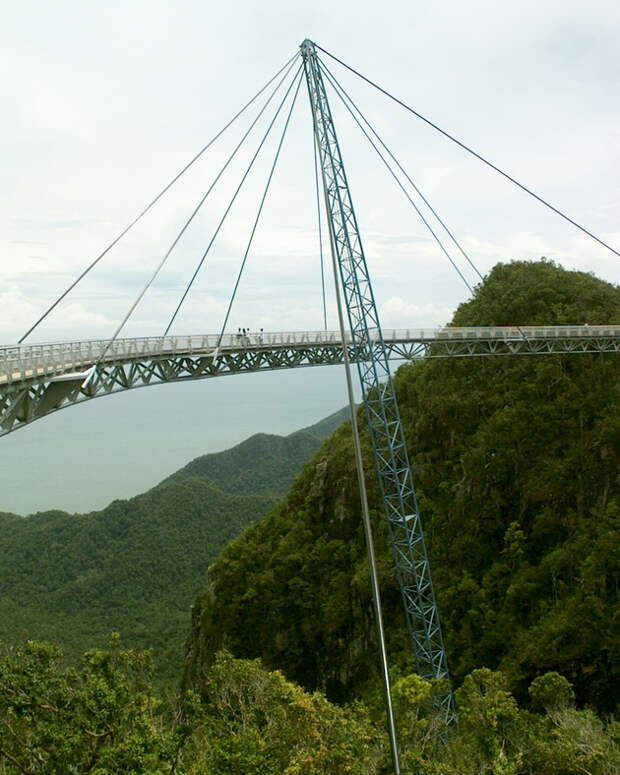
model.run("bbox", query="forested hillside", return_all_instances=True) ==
[1,261,619,773]
[0,479,274,686]
[0,413,342,686]
[185,260,620,714]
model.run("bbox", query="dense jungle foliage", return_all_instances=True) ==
[0,479,274,688]
[1,639,618,774]
[0,415,340,688]
[185,261,620,716]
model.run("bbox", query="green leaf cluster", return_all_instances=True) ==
[188,650,380,775]
[1,639,618,774]
[438,668,620,775]
[0,640,380,774]
[0,637,174,773]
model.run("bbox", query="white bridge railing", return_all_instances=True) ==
[1,326,620,384]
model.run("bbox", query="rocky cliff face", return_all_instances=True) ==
[182,423,395,702]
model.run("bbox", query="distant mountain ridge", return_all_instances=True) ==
[162,406,349,496]
[297,406,351,440]
[0,479,276,686]
[0,407,348,687]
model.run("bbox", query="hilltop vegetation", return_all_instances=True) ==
[185,260,620,714]
[1,638,618,774]
[0,413,343,687]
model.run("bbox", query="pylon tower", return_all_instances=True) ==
[301,38,454,722]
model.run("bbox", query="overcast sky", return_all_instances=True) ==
[1,0,619,513]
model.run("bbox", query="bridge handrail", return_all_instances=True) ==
[2,325,620,379]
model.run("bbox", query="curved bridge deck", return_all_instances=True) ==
[1,325,619,436]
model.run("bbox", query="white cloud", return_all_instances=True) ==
[380,297,455,328]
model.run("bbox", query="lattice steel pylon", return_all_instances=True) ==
[301,39,455,722]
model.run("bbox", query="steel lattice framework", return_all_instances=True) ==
[301,39,455,718]
[2,326,619,437]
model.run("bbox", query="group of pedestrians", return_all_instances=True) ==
[235,327,264,345]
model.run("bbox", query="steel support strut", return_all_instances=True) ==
[301,39,455,723]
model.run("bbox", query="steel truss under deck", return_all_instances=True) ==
[1,327,618,437]
[301,39,455,721]
[0,338,363,437]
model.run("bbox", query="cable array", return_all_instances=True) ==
[101,59,302,359]
[218,72,304,342]
[320,60,483,283]
[18,39,619,352]
[18,51,300,344]
[164,64,303,337]
[18,51,310,364]
[316,42,620,260]
[319,60,478,293]
[313,133,328,330]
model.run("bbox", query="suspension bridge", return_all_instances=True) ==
[2,38,618,771]
[2,325,620,437]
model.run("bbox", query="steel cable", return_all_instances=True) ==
[319,62,474,293]
[93,63,302,363]
[313,132,328,329]
[319,57,483,283]
[164,64,304,336]
[218,73,304,343]
[315,42,620,259]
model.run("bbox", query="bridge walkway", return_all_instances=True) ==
[1,325,619,436]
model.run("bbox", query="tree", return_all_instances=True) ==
[190,651,381,775]
[0,636,181,774]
